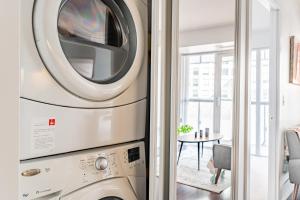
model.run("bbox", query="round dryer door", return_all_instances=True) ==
[33,0,144,101]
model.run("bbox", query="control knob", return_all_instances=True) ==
[95,157,108,170]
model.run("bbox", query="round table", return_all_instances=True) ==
[177,133,223,170]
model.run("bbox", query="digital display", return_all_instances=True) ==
[128,147,140,163]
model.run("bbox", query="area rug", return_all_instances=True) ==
[177,165,231,193]
[176,144,231,193]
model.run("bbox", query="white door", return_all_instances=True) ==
[248,1,279,199]
[33,0,145,101]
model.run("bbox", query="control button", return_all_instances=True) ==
[95,157,108,170]
[21,169,41,177]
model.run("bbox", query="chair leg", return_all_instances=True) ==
[292,184,299,200]
[215,169,222,184]
[197,142,200,170]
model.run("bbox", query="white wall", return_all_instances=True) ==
[0,0,19,198]
[278,0,300,199]
[179,24,235,47]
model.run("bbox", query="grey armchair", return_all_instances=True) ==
[213,144,231,184]
[286,130,300,200]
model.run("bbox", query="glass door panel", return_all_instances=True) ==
[250,47,270,200]
[249,2,275,198]
[250,48,270,157]
[181,54,215,132]
[220,55,234,141]
[180,53,234,137]
[184,101,199,130]
[199,102,214,131]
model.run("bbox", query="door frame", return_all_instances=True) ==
[268,5,280,200]
[149,0,269,199]
[148,0,179,199]
[231,0,250,198]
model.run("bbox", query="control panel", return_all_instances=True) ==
[20,142,146,200]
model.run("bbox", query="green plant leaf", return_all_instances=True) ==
[177,124,193,135]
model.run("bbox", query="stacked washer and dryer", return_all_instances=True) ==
[20,0,148,199]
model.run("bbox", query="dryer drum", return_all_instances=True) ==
[57,0,137,84]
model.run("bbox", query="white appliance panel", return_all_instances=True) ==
[33,0,145,101]
[20,142,146,200]
[21,0,148,107]
[20,99,146,160]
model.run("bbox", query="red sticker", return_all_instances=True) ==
[49,118,56,126]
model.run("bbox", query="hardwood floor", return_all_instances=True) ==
[177,183,231,200]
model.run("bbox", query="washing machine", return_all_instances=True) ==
[20,0,148,160]
[20,142,146,200]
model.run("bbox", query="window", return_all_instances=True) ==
[193,79,198,86]
[222,68,229,76]
[192,89,198,97]
[180,51,234,139]
[189,55,201,64]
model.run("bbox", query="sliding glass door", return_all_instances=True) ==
[248,0,279,199]
[180,54,215,131]
[250,48,270,157]
[220,55,234,141]
[180,52,234,141]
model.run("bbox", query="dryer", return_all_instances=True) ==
[20,142,146,200]
[20,0,148,160]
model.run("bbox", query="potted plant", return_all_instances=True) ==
[177,124,193,135]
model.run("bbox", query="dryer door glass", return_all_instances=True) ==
[100,197,123,200]
[58,0,137,84]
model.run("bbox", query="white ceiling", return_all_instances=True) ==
[179,0,270,32]
[179,0,236,31]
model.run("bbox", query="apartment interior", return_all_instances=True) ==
[175,0,300,200]
[177,0,235,199]
[2,0,300,199]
